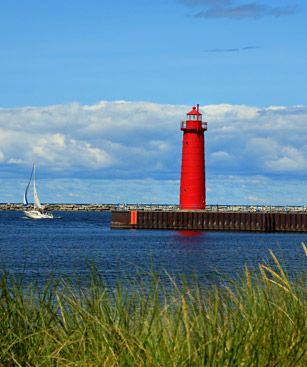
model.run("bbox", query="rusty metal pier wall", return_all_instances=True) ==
[111,210,307,232]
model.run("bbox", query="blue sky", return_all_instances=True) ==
[0,0,307,204]
[1,0,306,107]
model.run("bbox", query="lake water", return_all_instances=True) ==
[0,211,306,287]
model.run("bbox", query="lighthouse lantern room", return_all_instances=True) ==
[179,104,208,210]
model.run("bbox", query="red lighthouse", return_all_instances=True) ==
[179,105,208,210]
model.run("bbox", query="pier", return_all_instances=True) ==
[111,206,307,232]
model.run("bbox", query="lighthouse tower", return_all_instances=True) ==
[179,105,208,210]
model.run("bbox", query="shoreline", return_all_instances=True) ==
[0,203,179,211]
[2,203,307,213]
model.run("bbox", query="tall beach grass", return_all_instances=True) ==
[0,245,306,366]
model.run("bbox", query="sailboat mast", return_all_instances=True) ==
[33,164,37,209]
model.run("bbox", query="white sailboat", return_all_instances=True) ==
[23,164,53,219]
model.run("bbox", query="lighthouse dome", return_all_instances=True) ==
[187,106,201,115]
[186,106,202,121]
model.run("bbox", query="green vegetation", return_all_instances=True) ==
[0,246,306,366]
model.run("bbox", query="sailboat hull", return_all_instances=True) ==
[24,210,54,219]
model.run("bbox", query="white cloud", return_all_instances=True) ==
[7,158,24,164]
[266,146,307,172]
[210,151,231,161]
[149,140,172,152]
[1,100,307,203]
[31,134,113,169]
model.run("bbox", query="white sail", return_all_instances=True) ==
[33,164,42,209]
[23,165,34,206]
[23,190,29,206]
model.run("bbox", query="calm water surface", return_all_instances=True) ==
[0,211,306,286]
